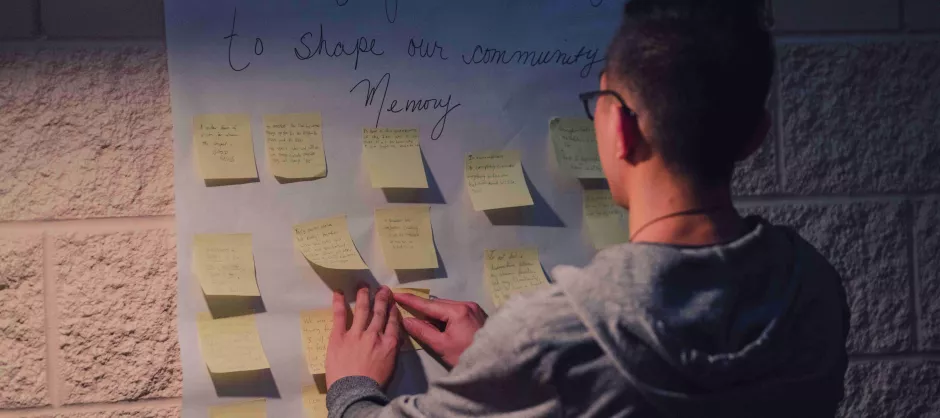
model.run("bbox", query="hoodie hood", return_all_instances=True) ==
[552,216,849,417]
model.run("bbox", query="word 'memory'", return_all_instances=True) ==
[350,72,461,141]
[294,24,384,70]
[461,45,605,78]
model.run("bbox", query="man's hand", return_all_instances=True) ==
[393,294,487,368]
[326,286,402,389]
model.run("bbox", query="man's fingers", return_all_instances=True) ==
[385,301,402,338]
[351,285,372,331]
[402,317,446,349]
[430,298,463,305]
[394,293,463,322]
[330,291,347,337]
[367,286,391,333]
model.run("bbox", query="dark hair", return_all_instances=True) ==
[606,0,774,185]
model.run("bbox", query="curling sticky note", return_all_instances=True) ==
[362,128,428,188]
[293,215,368,270]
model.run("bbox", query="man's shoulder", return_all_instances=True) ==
[762,219,847,299]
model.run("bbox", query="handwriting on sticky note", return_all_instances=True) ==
[549,118,603,179]
[302,385,328,418]
[300,309,333,375]
[193,114,258,180]
[484,248,549,308]
[362,128,428,188]
[464,150,534,211]
[264,113,326,179]
[375,205,438,270]
[195,312,270,374]
[293,215,368,270]
[193,233,260,297]
[263,113,327,180]
[209,399,267,418]
[392,288,431,350]
[583,190,629,250]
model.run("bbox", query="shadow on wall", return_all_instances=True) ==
[310,262,380,300]
[204,295,267,319]
[381,153,446,204]
[209,368,281,398]
[484,169,565,227]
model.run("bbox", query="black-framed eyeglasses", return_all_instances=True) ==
[579,90,636,121]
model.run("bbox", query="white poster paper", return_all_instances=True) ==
[166,1,620,416]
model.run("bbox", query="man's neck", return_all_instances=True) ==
[625,175,745,246]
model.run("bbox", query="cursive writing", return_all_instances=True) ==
[224,7,264,72]
[294,24,384,70]
[461,44,605,78]
[408,37,449,61]
[350,72,461,141]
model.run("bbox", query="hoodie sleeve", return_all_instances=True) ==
[326,299,561,418]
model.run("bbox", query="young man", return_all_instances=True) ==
[324,0,850,416]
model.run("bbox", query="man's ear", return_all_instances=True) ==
[617,109,641,161]
[736,109,771,162]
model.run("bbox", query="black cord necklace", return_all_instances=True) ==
[629,205,730,242]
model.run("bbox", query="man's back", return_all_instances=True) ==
[327,217,849,417]
[543,216,849,417]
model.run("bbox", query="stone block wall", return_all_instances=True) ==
[0,0,937,417]
[1,1,178,416]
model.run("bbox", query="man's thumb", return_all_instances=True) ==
[402,318,445,348]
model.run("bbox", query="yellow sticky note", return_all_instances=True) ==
[393,287,431,301]
[583,190,629,249]
[300,309,333,375]
[392,288,431,351]
[193,114,258,180]
[193,233,260,297]
[302,385,328,418]
[549,118,604,179]
[375,205,438,270]
[362,128,428,188]
[483,248,550,308]
[195,312,270,374]
[263,113,327,180]
[465,150,534,211]
[293,215,368,270]
[210,399,267,418]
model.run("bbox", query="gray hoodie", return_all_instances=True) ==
[327,216,850,417]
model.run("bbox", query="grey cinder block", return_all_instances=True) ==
[780,41,940,194]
